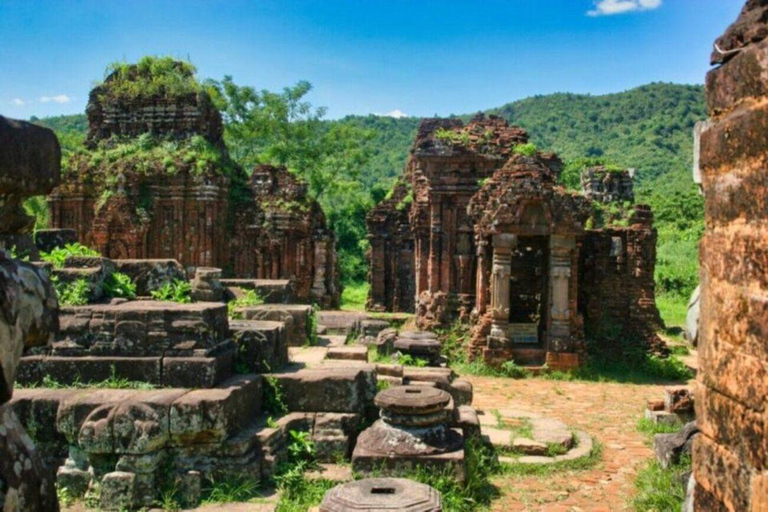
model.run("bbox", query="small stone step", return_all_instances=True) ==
[326,346,368,362]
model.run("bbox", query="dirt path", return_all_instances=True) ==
[468,375,692,512]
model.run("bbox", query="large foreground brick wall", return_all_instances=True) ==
[694,1,768,510]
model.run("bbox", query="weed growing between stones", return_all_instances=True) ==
[636,417,684,438]
[263,376,288,416]
[307,306,319,346]
[40,242,100,267]
[18,366,156,390]
[632,455,690,512]
[51,276,90,306]
[103,271,137,299]
[227,288,264,318]
[201,474,263,504]
[150,279,192,303]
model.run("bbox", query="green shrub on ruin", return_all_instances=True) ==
[104,272,137,299]
[512,142,537,156]
[40,242,100,268]
[227,289,265,318]
[63,133,238,180]
[52,277,91,306]
[99,56,202,102]
[150,279,192,303]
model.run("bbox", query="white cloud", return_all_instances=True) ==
[39,94,71,104]
[10,98,25,106]
[587,0,662,16]
[380,109,410,119]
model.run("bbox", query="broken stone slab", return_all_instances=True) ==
[221,278,295,304]
[33,228,77,253]
[317,311,366,335]
[360,327,397,355]
[654,421,699,469]
[237,304,314,347]
[18,355,163,387]
[645,408,683,427]
[319,478,442,512]
[357,319,390,338]
[512,438,548,456]
[456,405,480,440]
[664,387,695,415]
[55,300,229,356]
[113,259,187,296]
[531,417,574,449]
[268,368,376,414]
[230,319,288,373]
[170,375,262,445]
[326,346,368,362]
[191,267,224,302]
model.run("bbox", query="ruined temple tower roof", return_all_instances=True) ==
[85,57,224,146]
[411,114,529,159]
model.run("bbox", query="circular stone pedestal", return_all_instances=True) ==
[394,331,441,364]
[320,478,442,511]
[352,386,465,480]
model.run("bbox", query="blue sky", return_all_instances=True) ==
[0,0,744,120]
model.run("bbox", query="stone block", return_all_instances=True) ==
[170,375,262,445]
[112,259,187,296]
[706,37,768,114]
[654,422,699,469]
[456,405,480,440]
[326,346,368,362]
[230,319,287,373]
[269,368,376,414]
[238,304,314,346]
[319,478,443,512]
[221,278,295,304]
[451,378,473,407]
[56,464,91,497]
[645,409,683,428]
[100,471,136,511]
[33,228,77,253]
[162,350,234,388]
[57,390,137,442]
[25,356,163,386]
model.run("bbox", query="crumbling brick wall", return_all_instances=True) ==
[694,1,768,510]
[578,206,664,352]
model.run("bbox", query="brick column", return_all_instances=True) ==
[489,234,516,341]
[694,3,768,510]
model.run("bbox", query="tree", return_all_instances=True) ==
[205,76,375,283]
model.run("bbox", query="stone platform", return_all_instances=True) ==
[235,304,314,346]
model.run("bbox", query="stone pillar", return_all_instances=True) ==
[474,239,488,316]
[489,234,516,341]
[548,236,575,352]
[428,201,442,293]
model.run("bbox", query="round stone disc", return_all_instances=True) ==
[374,385,451,415]
[320,478,442,511]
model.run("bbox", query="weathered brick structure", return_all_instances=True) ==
[368,118,662,368]
[367,115,528,318]
[230,164,340,308]
[693,1,768,509]
[48,60,339,306]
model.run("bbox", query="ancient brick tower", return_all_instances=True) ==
[368,115,662,368]
[694,1,768,509]
[48,59,340,306]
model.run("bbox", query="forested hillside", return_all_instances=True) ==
[33,82,705,324]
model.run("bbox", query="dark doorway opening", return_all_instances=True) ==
[509,236,549,344]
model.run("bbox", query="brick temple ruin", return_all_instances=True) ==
[47,61,339,307]
[367,115,662,368]
[693,1,768,510]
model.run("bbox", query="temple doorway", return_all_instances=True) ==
[508,235,549,344]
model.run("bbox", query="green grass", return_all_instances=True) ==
[636,417,683,438]
[201,474,263,504]
[657,293,688,329]
[499,441,603,477]
[340,281,369,311]
[632,456,690,512]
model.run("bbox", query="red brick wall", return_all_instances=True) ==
[695,2,768,510]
